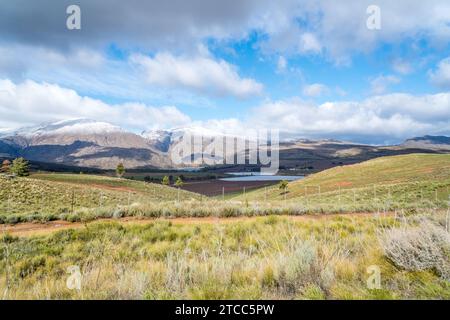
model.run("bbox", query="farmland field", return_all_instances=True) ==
[182,179,278,197]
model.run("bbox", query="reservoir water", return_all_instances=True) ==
[220,173,304,182]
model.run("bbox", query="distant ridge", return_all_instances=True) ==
[0,119,449,170]
[402,135,450,150]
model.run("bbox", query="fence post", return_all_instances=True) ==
[338,186,341,203]
[222,186,225,201]
[71,190,75,214]
[446,208,449,233]
[446,196,450,232]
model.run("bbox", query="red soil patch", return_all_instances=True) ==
[87,183,138,193]
[181,180,277,196]
[1,212,393,237]
[335,181,353,187]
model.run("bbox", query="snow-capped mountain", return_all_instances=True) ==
[11,119,124,137]
[143,126,224,138]
[141,129,173,152]
[1,118,448,171]
[0,119,170,169]
[0,119,262,169]
[142,126,241,153]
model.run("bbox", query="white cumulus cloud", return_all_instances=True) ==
[201,92,450,144]
[131,51,263,98]
[247,93,450,143]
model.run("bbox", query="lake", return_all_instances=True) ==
[220,173,304,182]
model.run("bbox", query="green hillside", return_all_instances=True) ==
[1,154,449,224]
[236,154,450,209]
[0,173,200,223]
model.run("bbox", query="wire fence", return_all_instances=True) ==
[0,179,449,222]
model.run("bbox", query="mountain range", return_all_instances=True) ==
[0,119,449,171]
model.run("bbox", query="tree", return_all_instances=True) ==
[162,175,170,186]
[279,180,289,193]
[0,160,11,173]
[175,176,184,188]
[11,157,30,177]
[116,162,125,178]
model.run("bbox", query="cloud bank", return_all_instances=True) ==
[0,79,191,131]
[2,79,448,144]
[131,51,263,98]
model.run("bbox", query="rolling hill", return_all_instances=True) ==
[235,154,450,208]
[0,173,200,223]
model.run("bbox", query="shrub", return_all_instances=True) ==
[270,239,334,296]
[381,220,450,280]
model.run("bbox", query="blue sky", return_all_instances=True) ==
[0,0,450,144]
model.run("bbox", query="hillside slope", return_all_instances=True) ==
[0,173,200,222]
[236,154,450,206]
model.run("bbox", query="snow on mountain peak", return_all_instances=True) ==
[141,129,171,141]
[9,119,124,137]
[143,126,229,139]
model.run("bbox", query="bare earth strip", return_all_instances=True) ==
[1,212,393,237]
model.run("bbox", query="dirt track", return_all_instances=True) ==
[0,212,392,237]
